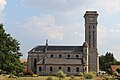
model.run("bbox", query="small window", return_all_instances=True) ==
[59,67,61,70]
[67,67,70,72]
[59,54,62,58]
[67,55,70,58]
[76,67,79,72]
[93,26,95,29]
[51,54,53,58]
[50,67,53,71]
[89,26,90,29]
[39,67,42,71]
[76,55,79,58]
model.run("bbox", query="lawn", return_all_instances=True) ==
[0,74,111,80]
[0,75,84,80]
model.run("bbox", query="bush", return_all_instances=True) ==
[79,72,84,77]
[69,75,76,80]
[84,72,94,79]
[116,68,120,73]
[46,76,53,80]
[113,71,118,76]
[31,74,38,77]
[104,76,111,80]
[90,71,96,78]
[57,70,66,80]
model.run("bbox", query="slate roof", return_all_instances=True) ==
[37,58,82,65]
[29,45,83,52]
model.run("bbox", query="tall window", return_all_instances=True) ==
[39,67,42,71]
[34,58,37,73]
[67,67,70,72]
[93,31,95,47]
[50,67,53,71]
[59,54,62,58]
[89,31,91,47]
[76,67,79,72]
[89,26,91,29]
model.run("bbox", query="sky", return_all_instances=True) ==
[0,0,120,60]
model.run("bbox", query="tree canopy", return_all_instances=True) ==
[0,24,23,75]
[99,52,120,72]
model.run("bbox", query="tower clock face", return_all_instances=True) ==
[88,18,95,23]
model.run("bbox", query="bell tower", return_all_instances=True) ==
[84,11,99,72]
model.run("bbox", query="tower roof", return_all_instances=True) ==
[84,11,98,17]
[83,42,89,47]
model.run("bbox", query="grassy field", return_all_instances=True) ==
[0,74,108,80]
[0,75,84,80]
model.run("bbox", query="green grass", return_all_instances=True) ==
[0,75,84,80]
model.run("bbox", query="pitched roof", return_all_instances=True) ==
[37,58,82,65]
[29,45,83,52]
[111,65,120,72]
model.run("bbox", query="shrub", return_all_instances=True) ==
[69,75,76,80]
[57,70,66,80]
[84,72,94,79]
[104,76,111,80]
[46,76,53,80]
[79,72,84,77]
[31,74,38,77]
[116,68,120,73]
[113,71,118,76]
[90,71,96,78]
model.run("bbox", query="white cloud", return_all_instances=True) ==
[98,24,120,60]
[0,0,7,22]
[21,0,120,15]
[22,14,84,41]
[22,15,64,40]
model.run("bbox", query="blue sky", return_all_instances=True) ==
[1,0,120,60]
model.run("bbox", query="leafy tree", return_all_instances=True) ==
[116,68,120,73]
[0,24,23,75]
[99,52,118,72]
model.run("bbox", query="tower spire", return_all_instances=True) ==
[46,39,48,46]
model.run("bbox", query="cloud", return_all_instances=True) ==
[21,14,84,42]
[22,15,64,40]
[21,0,120,15]
[98,24,120,60]
[0,0,7,22]
[21,0,87,12]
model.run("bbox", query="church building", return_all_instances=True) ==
[27,11,99,75]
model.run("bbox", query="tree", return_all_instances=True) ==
[116,68,120,74]
[0,24,23,75]
[99,52,117,72]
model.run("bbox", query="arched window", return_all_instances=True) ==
[76,67,79,72]
[67,67,70,72]
[39,67,42,71]
[67,55,70,58]
[50,67,53,71]
[76,55,79,58]
[59,54,62,58]
[51,54,53,58]
[59,67,61,70]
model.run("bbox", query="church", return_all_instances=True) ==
[27,11,99,75]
